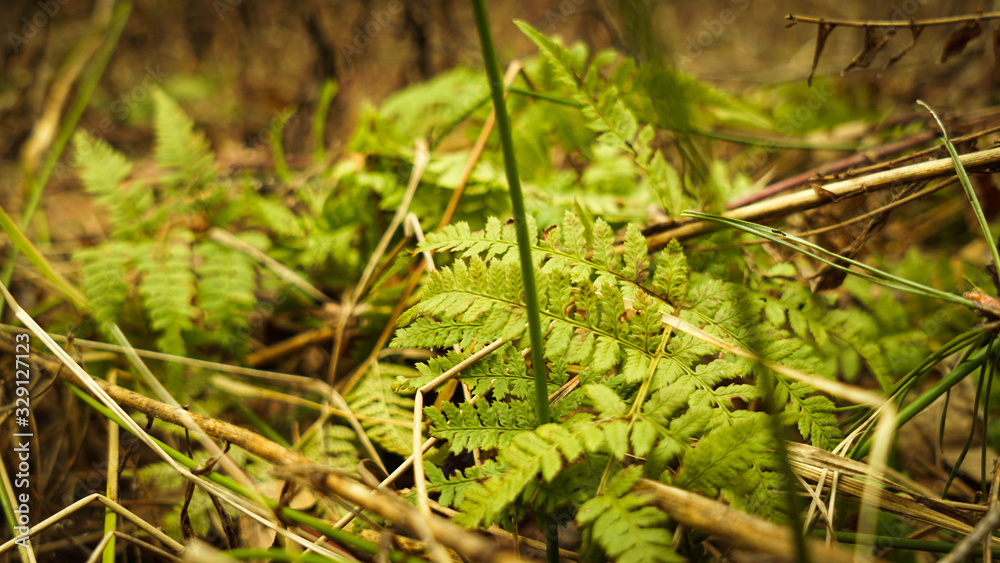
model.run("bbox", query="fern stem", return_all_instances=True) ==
[469,0,550,428]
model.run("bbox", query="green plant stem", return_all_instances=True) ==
[852,343,990,460]
[311,79,338,164]
[468,0,550,428]
[469,2,555,561]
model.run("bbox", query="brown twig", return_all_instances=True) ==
[726,130,938,209]
[637,479,859,563]
[642,145,1000,250]
[786,12,1000,29]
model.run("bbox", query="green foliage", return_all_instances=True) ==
[151,89,216,189]
[134,229,197,359]
[347,363,417,456]
[455,414,605,526]
[71,90,379,375]
[393,210,837,555]
[578,467,679,563]
[62,19,951,562]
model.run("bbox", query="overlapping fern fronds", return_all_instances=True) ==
[392,211,843,558]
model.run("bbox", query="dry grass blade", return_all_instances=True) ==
[788,446,997,542]
[0,331,520,562]
[0,493,184,556]
[328,140,430,386]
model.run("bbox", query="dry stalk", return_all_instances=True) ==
[637,479,859,563]
[643,145,1000,250]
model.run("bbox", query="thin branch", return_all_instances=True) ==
[644,145,1000,250]
[786,12,1000,29]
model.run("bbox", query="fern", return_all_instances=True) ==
[135,229,197,359]
[193,240,257,355]
[393,210,845,549]
[672,414,771,499]
[578,466,680,563]
[152,89,215,189]
[346,363,416,456]
[514,21,702,215]
[455,414,605,526]
[425,400,534,453]
[72,132,154,238]
[75,241,135,327]
[425,462,503,509]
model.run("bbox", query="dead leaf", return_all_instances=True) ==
[844,26,896,73]
[884,25,924,70]
[940,20,982,63]
[808,22,836,86]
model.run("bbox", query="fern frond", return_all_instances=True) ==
[578,466,680,563]
[456,414,604,526]
[194,240,257,356]
[426,401,534,453]
[426,462,503,508]
[673,414,772,501]
[72,131,132,205]
[152,89,215,188]
[300,424,360,475]
[75,241,135,327]
[135,229,197,358]
[347,363,416,456]
[72,132,154,238]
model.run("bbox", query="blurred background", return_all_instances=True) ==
[2,0,998,241]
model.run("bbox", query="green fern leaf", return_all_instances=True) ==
[673,414,771,500]
[457,414,604,526]
[152,89,215,188]
[135,229,197,357]
[194,240,257,356]
[425,401,533,453]
[578,466,680,563]
[653,238,689,306]
[75,242,135,328]
[347,364,415,456]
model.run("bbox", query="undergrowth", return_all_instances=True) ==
[9,12,992,563]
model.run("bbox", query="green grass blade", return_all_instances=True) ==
[683,211,980,309]
[918,100,1000,274]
